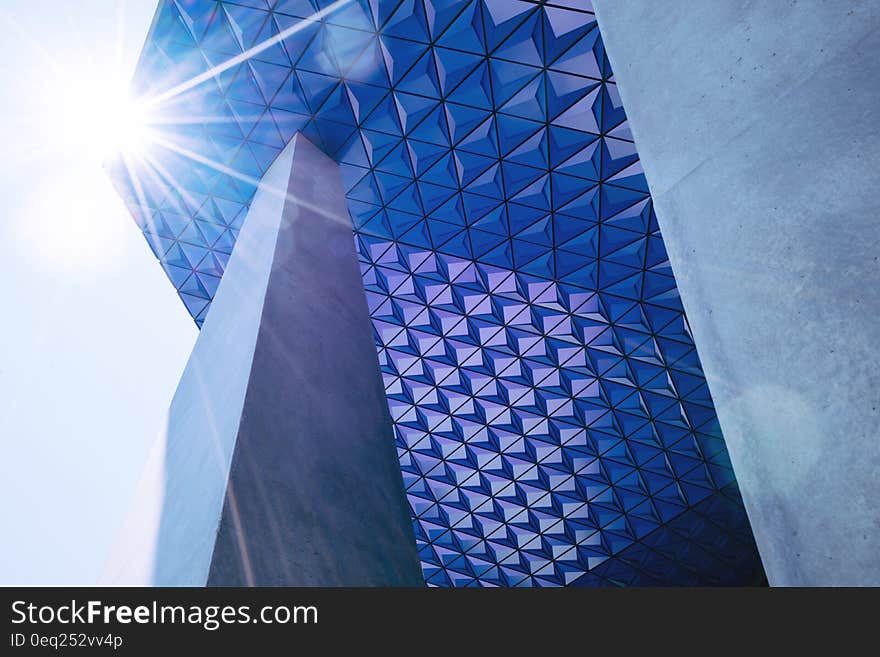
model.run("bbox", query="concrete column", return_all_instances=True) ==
[593,1,880,585]
[103,134,423,586]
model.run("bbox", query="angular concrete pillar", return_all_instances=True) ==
[593,1,880,585]
[103,134,423,586]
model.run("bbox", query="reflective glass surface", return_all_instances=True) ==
[110,0,765,586]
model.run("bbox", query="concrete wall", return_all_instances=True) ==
[206,135,422,586]
[593,1,880,585]
[102,138,296,585]
[104,135,422,586]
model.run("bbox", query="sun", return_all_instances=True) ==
[52,71,154,164]
[99,94,153,160]
[17,58,159,273]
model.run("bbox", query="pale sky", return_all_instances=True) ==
[0,0,197,584]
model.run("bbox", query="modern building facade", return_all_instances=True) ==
[108,0,771,586]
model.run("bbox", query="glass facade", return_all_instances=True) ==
[110,0,765,585]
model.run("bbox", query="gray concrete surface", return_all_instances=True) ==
[206,135,422,586]
[594,0,880,585]
[102,137,298,585]
[103,135,422,586]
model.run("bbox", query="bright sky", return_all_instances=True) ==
[0,0,197,584]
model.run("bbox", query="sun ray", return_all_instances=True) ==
[151,135,351,227]
[114,0,127,71]
[141,152,208,221]
[118,153,158,234]
[148,114,261,127]
[0,7,62,70]
[146,0,353,109]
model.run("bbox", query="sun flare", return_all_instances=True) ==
[18,54,157,272]
[52,72,154,163]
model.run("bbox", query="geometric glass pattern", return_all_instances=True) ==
[109,0,765,585]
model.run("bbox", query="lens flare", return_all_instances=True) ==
[53,73,154,162]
